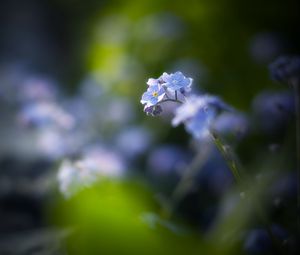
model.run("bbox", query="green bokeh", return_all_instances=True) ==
[51,180,211,255]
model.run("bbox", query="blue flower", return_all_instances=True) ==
[252,90,294,134]
[244,226,289,255]
[147,144,190,175]
[269,55,300,84]
[185,108,216,139]
[146,78,160,86]
[161,71,193,92]
[213,112,249,140]
[244,228,272,254]
[140,83,166,107]
[172,95,229,139]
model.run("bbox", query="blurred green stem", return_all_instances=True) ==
[161,140,213,218]
[210,131,242,184]
[211,131,284,254]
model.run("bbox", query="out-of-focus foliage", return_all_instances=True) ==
[51,180,210,255]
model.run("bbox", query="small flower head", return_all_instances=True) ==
[269,55,300,84]
[140,83,165,107]
[172,95,230,139]
[144,104,163,116]
[161,71,193,92]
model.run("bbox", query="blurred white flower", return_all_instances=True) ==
[17,101,75,130]
[57,146,126,198]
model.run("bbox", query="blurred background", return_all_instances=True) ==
[0,0,299,254]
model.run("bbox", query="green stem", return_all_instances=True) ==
[210,132,242,184]
[172,141,213,204]
[160,141,213,218]
[211,131,283,254]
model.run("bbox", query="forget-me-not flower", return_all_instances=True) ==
[172,95,229,139]
[140,82,166,107]
[141,71,194,116]
[161,71,193,92]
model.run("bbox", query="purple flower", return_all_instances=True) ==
[143,105,163,116]
[161,71,192,92]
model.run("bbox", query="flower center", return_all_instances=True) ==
[152,91,158,97]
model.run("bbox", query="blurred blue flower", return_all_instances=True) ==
[172,95,229,139]
[115,126,153,159]
[213,112,249,140]
[269,55,300,84]
[270,173,297,209]
[200,154,234,196]
[252,90,294,134]
[244,228,272,255]
[249,32,286,64]
[244,225,289,255]
[147,145,190,175]
[81,145,126,177]
[140,83,166,107]
[20,77,58,102]
[161,71,192,92]
[17,102,75,130]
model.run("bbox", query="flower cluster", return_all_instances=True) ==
[140,71,193,116]
[141,72,231,140]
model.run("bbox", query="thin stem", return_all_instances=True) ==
[161,140,213,218]
[175,90,178,101]
[172,141,213,204]
[211,131,283,254]
[210,132,242,184]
